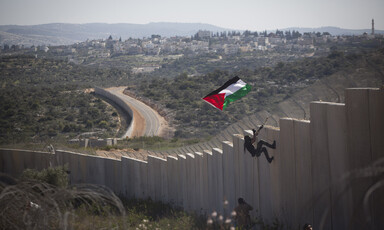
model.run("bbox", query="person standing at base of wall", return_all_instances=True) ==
[234,197,253,229]
[303,223,313,230]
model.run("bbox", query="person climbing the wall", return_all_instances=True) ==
[244,124,276,163]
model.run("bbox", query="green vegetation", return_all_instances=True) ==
[0,55,135,88]
[1,45,384,148]
[21,165,69,188]
[0,86,119,144]
[0,167,203,229]
[130,48,384,138]
[0,55,133,144]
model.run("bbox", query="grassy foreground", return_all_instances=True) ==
[0,166,282,229]
[0,167,208,229]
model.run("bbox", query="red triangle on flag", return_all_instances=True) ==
[203,93,225,110]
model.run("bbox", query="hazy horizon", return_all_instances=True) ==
[0,0,383,31]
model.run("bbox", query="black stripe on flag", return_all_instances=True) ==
[204,76,240,97]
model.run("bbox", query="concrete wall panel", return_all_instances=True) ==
[326,103,353,230]
[194,152,203,214]
[121,156,134,198]
[57,150,71,168]
[138,159,148,199]
[368,89,384,228]
[1,149,23,177]
[177,154,188,209]
[279,118,297,228]
[232,135,241,203]
[236,133,255,218]
[242,129,260,218]
[265,127,281,221]
[207,149,216,214]
[201,150,211,215]
[310,102,332,230]
[147,155,166,202]
[293,119,313,227]
[368,88,384,161]
[69,153,87,184]
[167,156,178,205]
[257,127,278,225]
[369,88,384,156]
[0,149,52,178]
[160,157,168,202]
[104,157,122,195]
[186,153,196,212]
[345,88,374,229]
[147,155,158,201]
[212,148,224,215]
[222,141,236,214]
[85,155,106,187]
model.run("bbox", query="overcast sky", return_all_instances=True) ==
[0,0,383,31]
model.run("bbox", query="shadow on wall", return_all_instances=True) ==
[315,157,384,230]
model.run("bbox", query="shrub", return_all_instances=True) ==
[21,165,69,188]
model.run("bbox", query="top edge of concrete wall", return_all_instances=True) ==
[346,87,380,90]
[311,101,345,106]
[186,153,195,158]
[233,133,244,138]
[56,149,119,160]
[177,154,187,159]
[222,141,233,147]
[147,155,167,161]
[122,156,148,163]
[167,156,178,160]
[280,117,311,122]
[0,148,50,154]
[203,150,212,155]
[212,148,223,153]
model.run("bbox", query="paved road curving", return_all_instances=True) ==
[106,87,167,138]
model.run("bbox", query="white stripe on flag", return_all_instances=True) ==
[219,79,247,97]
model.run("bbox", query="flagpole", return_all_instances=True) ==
[222,110,241,123]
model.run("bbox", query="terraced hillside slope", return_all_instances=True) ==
[156,51,384,156]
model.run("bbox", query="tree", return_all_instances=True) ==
[243,30,252,37]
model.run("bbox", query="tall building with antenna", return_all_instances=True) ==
[372,19,375,35]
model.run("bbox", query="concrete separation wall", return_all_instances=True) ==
[1,88,383,230]
[94,87,134,138]
[0,149,53,178]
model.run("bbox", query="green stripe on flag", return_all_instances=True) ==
[222,84,251,110]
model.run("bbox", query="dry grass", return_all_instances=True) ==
[0,173,125,229]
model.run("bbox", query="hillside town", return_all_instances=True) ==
[1,29,382,60]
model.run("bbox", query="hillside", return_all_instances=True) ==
[0,47,383,148]
[128,48,384,139]
[0,22,229,47]
[1,23,383,47]
[156,49,384,155]
[281,26,384,36]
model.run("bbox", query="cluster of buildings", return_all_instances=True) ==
[75,31,335,57]
[1,29,382,58]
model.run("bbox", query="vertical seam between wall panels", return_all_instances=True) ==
[292,119,298,227]
[326,104,333,230]
[367,89,374,228]
[257,157,261,216]
[309,109,315,228]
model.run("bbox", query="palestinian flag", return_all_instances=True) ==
[203,76,251,110]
